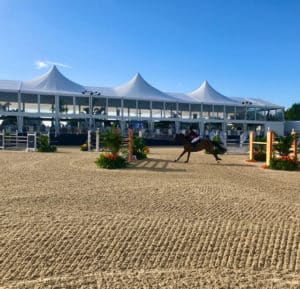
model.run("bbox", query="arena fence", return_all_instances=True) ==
[0,130,50,152]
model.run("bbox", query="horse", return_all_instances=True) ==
[174,133,227,163]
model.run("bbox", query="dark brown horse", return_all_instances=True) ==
[174,134,226,163]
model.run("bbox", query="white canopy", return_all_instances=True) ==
[113,73,178,101]
[0,66,283,108]
[188,80,238,105]
[21,65,85,94]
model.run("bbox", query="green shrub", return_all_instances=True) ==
[133,137,149,160]
[96,153,128,169]
[269,157,297,171]
[38,135,57,152]
[274,134,295,156]
[253,151,266,161]
[103,128,122,155]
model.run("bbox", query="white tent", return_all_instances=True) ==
[188,80,238,105]
[21,65,85,94]
[113,73,178,101]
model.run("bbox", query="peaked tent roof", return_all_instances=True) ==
[230,97,282,108]
[113,73,178,101]
[188,80,238,105]
[21,65,85,94]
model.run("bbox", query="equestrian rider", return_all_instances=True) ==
[188,128,200,144]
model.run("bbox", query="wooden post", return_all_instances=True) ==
[128,128,133,162]
[291,130,298,161]
[249,131,255,161]
[266,131,273,167]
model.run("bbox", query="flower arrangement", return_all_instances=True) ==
[269,134,298,171]
[80,143,88,151]
[96,153,127,169]
[269,156,297,171]
[95,127,128,169]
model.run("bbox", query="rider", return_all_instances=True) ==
[187,127,200,145]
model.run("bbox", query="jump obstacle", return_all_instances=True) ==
[87,128,134,161]
[248,130,298,166]
[0,130,50,152]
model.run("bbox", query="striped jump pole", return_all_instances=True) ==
[249,131,255,161]
[291,129,298,161]
[88,130,92,152]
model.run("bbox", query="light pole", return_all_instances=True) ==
[241,100,253,143]
[82,90,101,130]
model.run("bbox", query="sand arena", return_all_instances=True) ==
[0,147,299,288]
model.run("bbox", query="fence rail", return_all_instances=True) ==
[0,130,50,151]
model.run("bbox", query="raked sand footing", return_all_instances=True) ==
[0,147,299,289]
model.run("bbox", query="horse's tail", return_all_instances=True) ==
[212,141,227,154]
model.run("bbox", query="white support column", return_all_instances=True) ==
[200,103,203,118]
[175,121,180,134]
[73,96,76,116]
[106,97,109,119]
[54,95,60,136]
[121,98,124,119]
[37,94,41,113]
[89,95,93,129]
[17,92,21,113]
[17,116,23,133]
[150,101,153,119]
[17,92,22,133]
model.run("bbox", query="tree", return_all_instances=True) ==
[285,103,300,120]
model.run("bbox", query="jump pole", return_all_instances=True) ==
[88,130,92,152]
[249,131,255,161]
[128,128,133,161]
[96,128,100,152]
[266,131,274,167]
[0,130,4,149]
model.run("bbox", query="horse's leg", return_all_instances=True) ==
[175,149,186,162]
[185,151,191,163]
[207,144,221,162]
[213,152,222,161]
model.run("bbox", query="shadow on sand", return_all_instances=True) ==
[128,157,186,172]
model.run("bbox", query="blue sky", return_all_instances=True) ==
[0,0,299,108]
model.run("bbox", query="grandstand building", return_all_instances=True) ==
[0,66,285,139]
